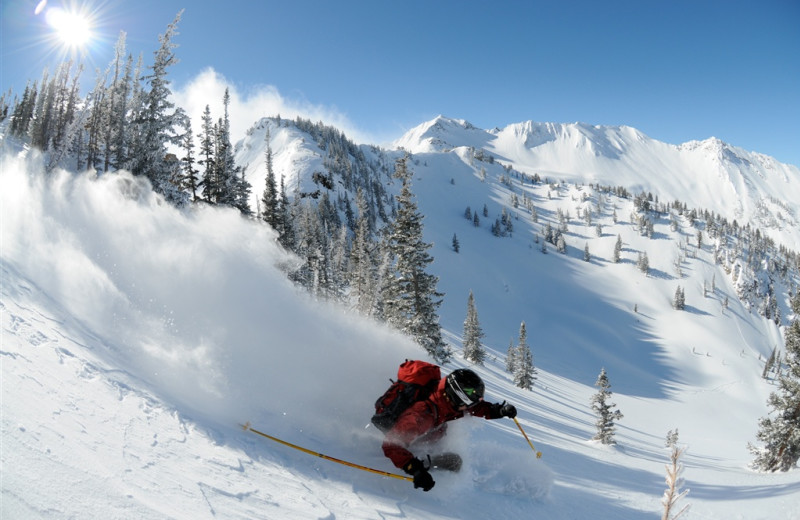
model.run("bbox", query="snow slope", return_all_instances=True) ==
[3,123,800,519]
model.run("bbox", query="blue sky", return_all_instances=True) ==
[2,0,799,166]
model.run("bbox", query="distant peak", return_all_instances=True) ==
[393,116,485,153]
[425,115,476,131]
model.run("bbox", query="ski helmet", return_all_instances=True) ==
[444,369,485,407]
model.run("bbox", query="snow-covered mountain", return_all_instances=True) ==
[395,116,800,252]
[3,109,800,520]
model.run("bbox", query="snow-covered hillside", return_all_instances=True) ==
[395,116,800,251]
[4,113,800,520]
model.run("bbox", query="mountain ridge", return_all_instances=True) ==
[385,115,799,251]
[235,114,799,251]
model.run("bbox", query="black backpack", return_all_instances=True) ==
[371,360,441,432]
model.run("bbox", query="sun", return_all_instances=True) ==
[44,5,94,50]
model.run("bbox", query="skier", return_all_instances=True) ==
[382,368,517,491]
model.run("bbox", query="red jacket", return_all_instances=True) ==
[382,377,502,469]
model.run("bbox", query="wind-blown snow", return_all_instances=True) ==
[3,119,800,520]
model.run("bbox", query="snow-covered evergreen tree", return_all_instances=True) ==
[111,42,134,171]
[197,104,215,202]
[180,120,199,201]
[7,81,36,138]
[462,290,486,365]
[614,234,622,263]
[45,61,83,170]
[84,68,107,170]
[234,167,253,216]
[379,155,450,363]
[102,32,130,172]
[513,321,536,390]
[763,346,778,380]
[673,286,686,310]
[556,233,567,254]
[277,175,295,250]
[505,339,517,374]
[261,127,279,227]
[750,291,800,471]
[129,10,188,204]
[24,61,82,169]
[348,188,377,315]
[637,251,650,275]
[214,88,250,214]
[591,368,623,444]
[28,68,53,151]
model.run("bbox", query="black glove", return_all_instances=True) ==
[496,401,517,418]
[404,457,435,492]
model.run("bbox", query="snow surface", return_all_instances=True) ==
[3,126,800,520]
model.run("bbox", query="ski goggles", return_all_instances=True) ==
[448,380,482,407]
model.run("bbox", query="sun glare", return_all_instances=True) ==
[44,6,94,50]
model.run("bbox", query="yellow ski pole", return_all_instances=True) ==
[513,417,542,458]
[241,422,412,482]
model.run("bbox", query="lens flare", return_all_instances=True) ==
[45,6,94,50]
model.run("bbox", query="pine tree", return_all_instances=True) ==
[130,10,188,204]
[348,188,377,316]
[277,175,295,250]
[112,46,134,171]
[197,104,215,202]
[556,233,567,254]
[674,286,685,310]
[637,251,650,275]
[102,32,130,172]
[214,88,248,212]
[123,52,145,171]
[462,291,486,365]
[452,233,460,253]
[584,242,591,262]
[750,291,800,471]
[45,60,83,169]
[380,155,450,363]
[261,126,279,227]
[512,321,536,390]
[506,339,517,374]
[292,201,325,295]
[544,222,554,245]
[234,166,253,216]
[84,69,107,170]
[8,81,37,138]
[28,68,52,150]
[591,368,623,444]
[0,90,8,124]
[762,347,777,380]
[613,234,622,263]
[180,120,200,201]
